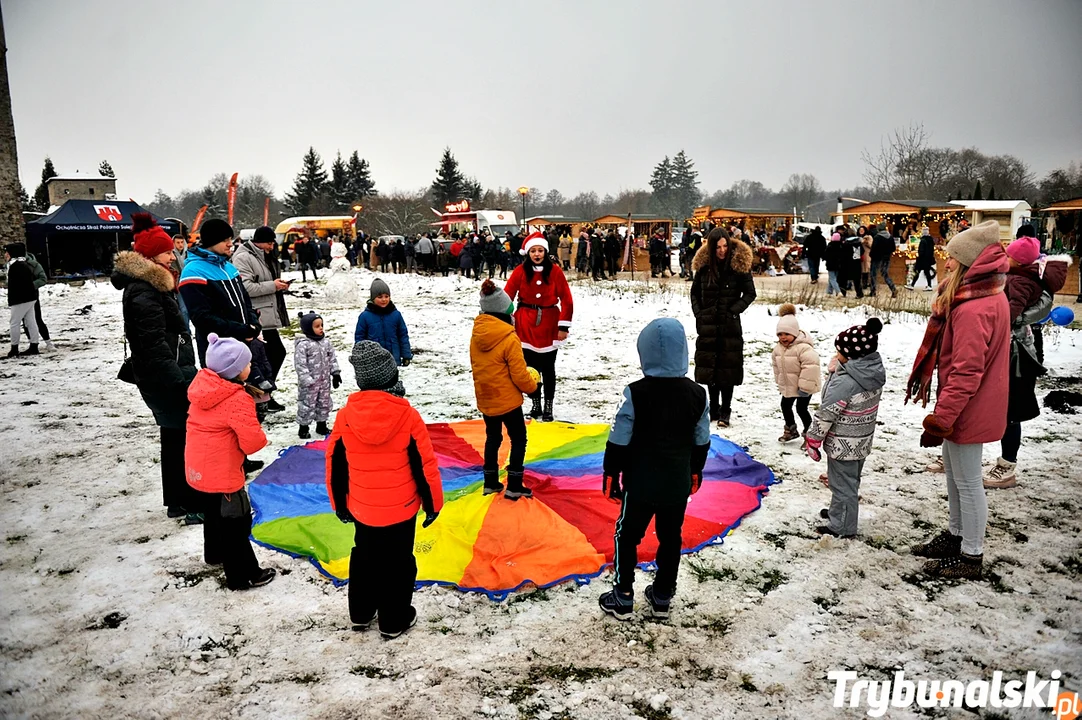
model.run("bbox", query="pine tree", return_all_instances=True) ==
[18,182,32,212]
[972,180,983,201]
[987,185,996,201]
[649,156,674,217]
[283,147,328,216]
[329,151,349,212]
[346,150,376,199]
[98,160,115,178]
[669,150,701,220]
[33,156,57,211]
[201,185,224,219]
[431,147,466,205]
[463,176,483,202]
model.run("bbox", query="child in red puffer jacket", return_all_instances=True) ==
[186,333,275,590]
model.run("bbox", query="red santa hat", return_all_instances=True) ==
[519,231,549,255]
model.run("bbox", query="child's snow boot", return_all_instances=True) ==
[316,421,330,436]
[298,425,311,439]
[542,398,554,423]
[24,343,39,356]
[598,588,634,621]
[504,470,533,500]
[644,584,671,619]
[778,425,800,442]
[983,458,1017,489]
[528,395,542,420]
[482,470,504,496]
[911,530,962,559]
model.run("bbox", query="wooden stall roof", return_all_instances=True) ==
[1042,197,1082,212]
[705,207,796,221]
[838,200,960,217]
[592,214,672,225]
[527,216,585,226]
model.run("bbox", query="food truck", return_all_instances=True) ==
[430,201,518,236]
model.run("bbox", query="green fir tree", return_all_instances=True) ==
[33,156,57,211]
[283,147,328,216]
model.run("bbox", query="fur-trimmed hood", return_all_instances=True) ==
[691,235,753,275]
[111,250,176,293]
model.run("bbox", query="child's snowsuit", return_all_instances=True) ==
[295,335,339,425]
[805,353,885,536]
[603,318,711,600]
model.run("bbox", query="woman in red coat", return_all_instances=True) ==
[502,232,574,422]
[906,220,1010,580]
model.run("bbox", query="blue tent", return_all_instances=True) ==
[26,200,179,279]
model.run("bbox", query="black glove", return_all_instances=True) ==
[422,511,438,528]
[245,324,260,341]
[401,358,411,367]
[920,432,944,448]
[332,372,342,389]
[336,507,355,524]
[602,474,624,503]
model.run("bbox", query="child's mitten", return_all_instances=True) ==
[805,437,822,462]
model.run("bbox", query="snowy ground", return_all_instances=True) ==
[1,266,1080,720]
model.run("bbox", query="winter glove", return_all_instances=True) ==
[602,474,624,503]
[922,414,953,438]
[244,324,260,341]
[332,372,342,389]
[804,437,822,462]
[336,507,355,524]
[422,511,439,528]
[400,358,411,367]
[920,431,944,448]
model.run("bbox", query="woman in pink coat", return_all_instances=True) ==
[905,220,1010,580]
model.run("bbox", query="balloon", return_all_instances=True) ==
[526,366,542,387]
[1050,306,1075,327]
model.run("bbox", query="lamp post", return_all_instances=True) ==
[517,186,529,234]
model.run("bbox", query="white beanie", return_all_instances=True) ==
[519,232,548,256]
[776,303,799,336]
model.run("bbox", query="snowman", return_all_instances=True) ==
[323,239,359,304]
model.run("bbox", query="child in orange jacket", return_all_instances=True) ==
[470,279,539,498]
[186,333,275,590]
[326,341,443,639]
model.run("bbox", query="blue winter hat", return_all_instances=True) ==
[299,312,324,341]
[205,332,252,379]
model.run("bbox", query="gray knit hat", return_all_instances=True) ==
[478,278,513,315]
[369,278,390,302]
[349,341,404,396]
[946,219,1000,268]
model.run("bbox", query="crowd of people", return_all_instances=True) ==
[3,210,1072,634]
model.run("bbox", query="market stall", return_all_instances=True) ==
[588,215,672,272]
[835,200,963,242]
[949,200,1032,241]
[1038,196,1082,297]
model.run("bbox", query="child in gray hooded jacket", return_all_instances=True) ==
[804,318,886,538]
[295,312,341,439]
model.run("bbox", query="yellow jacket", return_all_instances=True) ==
[470,314,539,416]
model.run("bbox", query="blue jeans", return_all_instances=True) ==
[807,256,820,282]
[870,258,895,293]
[826,271,841,295]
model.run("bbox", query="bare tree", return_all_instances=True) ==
[860,123,931,195]
[571,191,600,220]
[543,188,564,214]
[0,7,24,245]
[363,190,432,237]
[780,173,824,213]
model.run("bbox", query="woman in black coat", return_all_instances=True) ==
[909,232,936,289]
[690,227,756,427]
[112,244,200,521]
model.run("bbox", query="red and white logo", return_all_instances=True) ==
[94,205,123,222]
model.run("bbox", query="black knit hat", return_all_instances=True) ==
[253,225,276,244]
[5,242,26,258]
[199,218,234,247]
[835,318,883,359]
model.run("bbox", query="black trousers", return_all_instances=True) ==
[522,348,558,402]
[22,300,49,341]
[262,329,286,382]
[781,396,812,431]
[483,407,527,473]
[708,384,734,419]
[613,492,687,597]
[301,262,319,281]
[195,488,260,589]
[349,517,416,633]
[160,426,199,509]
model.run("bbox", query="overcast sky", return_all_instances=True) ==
[6,0,1082,204]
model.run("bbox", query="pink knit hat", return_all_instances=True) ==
[1005,236,1040,266]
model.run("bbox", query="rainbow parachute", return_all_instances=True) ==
[250,420,775,600]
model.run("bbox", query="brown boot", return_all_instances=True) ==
[778,425,800,442]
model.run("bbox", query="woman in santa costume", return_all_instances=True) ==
[503,232,574,422]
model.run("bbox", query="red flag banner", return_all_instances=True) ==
[263,197,270,226]
[227,172,239,226]
[190,204,209,244]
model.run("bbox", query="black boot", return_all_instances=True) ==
[243,458,264,474]
[528,395,542,420]
[24,343,39,356]
[542,398,554,423]
[316,421,330,436]
[266,398,286,413]
[298,425,311,439]
[5,345,18,359]
[504,470,532,500]
[482,470,504,496]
